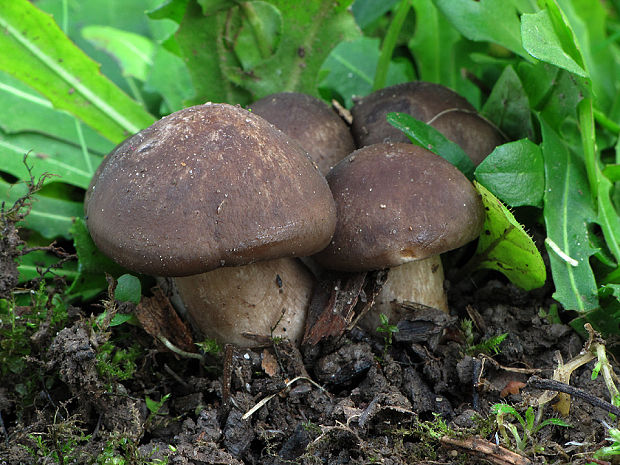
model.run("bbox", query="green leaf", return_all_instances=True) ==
[17,250,78,283]
[472,182,546,291]
[386,112,475,179]
[70,217,126,275]
[540,116,598,312]
[558,0,618,112]
[0,71,113,154]
[352,0,400,29]
[144,47,195,113]
[176,0,361,105]
[0,130,103,189]
[0,0,155,143]
[521,9,588,77]
[482,65,534,140]
[475,139,544,207]
[409,0,481,104]
[603,164,620,182]
[82,25,155,81]
[66,218,126,300]
[115,274,142,304]
[318,37,414,108]
[516,61,559,110]
[0,179,84,239]
[232,2,283,72]
[433,0,528,58]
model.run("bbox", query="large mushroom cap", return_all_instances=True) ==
[351,82,504,165]
[313,142,484,272]
[86,103,337,276]
[249,92,355,174]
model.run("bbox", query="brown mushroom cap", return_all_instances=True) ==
[249,92,355,174]
[312,142,484,272]
[351,82,504,165]
[86,103,337,277]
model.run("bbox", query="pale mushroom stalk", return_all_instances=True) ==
[363,256,447,331]
[170,258,315,347]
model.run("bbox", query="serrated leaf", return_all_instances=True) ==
[433,0,528,58]
[82,25,155,81]
[0,130,103,189]
[0,0,155,143]
[475,139,544,207]
[0,179,83,239]
[540,116,598,311]
[0,71,113,154]
[472,182,546,291]
[386,112,475,179]
[176,0,361,105]
[318,37,414,108]
[70,218,125,275]
[482,65,534,140]
[66,217,126,300]
[521,9,588,77]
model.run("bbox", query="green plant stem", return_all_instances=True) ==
[595,342,620,407]
[593,107,620,134]
[373,0,411,91]
[240,2,272,59]
[125,76,146,109]
[74,119,92,174]
[578,97,598,204]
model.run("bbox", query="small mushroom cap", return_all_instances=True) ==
[249,92,355,174]
[86,103,337,277]
[351,82,504,165]
[312,143,485,272]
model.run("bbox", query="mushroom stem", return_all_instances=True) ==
[357,255,448,333]
[171,257,315,347]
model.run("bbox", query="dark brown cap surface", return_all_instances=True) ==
[313,143,484,272]
[86,103,337,276]
[249,92,355,174]
[351,82,504,165]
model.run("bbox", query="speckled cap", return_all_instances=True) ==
[312,142,484,272]
[249,92,355,174]
[86,103,337,276]
[351,82,504,166]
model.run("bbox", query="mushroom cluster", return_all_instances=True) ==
[86,82,501,347]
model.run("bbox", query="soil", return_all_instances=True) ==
[1,223,618,464]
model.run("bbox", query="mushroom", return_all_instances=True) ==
[351,81,504,165]
[86,102,337,347]
[249,92,355,174]
[312,142,484,332]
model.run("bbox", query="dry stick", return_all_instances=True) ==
[242,376,328,421]
[440,436,532,465]
[527,375,620,417]
[220,344,234,422]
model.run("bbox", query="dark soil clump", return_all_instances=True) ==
[0,222,617,464]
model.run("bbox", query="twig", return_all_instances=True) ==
[440,436,532,465]
[219,344,234,423]
[242,376,328,420]
[527,375,620,416]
